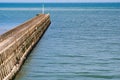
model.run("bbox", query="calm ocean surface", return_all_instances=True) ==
[0,3,120,80]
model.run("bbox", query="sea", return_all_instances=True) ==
[0,3,120,80]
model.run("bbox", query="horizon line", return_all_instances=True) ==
[0,2,120,3]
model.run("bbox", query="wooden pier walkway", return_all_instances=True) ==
[0,14,51,80]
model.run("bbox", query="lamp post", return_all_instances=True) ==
[42,0,45,14]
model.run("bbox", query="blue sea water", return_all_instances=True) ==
[0,3,120,80]
[0,3,120,8]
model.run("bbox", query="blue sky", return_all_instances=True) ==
[0,0,120,3]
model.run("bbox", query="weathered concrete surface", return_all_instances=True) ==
[0,14,51,80]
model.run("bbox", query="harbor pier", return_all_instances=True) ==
[0,14,51,80]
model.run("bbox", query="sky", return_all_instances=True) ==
[0,0,120,3]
